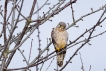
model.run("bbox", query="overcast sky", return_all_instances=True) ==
[0,0,106,71]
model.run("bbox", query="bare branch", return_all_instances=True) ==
[89,65,91,71]
[3,0,8,44]
[79,52,84,71]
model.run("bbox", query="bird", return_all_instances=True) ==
[51,22,68,67]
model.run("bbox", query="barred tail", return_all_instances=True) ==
[57,51,66,67]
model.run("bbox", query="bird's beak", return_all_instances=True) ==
[60,26,64,30]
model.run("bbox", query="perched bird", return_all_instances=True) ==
[51,22,68,67]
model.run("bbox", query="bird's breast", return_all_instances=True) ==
[56,31,67,45]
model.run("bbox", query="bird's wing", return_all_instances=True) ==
[51,28,57,49]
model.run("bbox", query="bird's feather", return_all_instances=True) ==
[51,26,68,67]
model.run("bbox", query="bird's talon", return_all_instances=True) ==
[56,47,60,51]
[61,45,65,49]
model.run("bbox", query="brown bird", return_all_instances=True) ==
[51,22,68,67]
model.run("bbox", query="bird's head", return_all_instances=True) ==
[57,22,66,31]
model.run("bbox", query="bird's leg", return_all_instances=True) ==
[61,44,66,49]
[55,47,60,51]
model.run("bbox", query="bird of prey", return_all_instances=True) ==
[51,22,68,67]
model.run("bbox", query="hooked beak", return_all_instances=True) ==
[60,26,64,30]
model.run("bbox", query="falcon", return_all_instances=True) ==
[51,22,68,67]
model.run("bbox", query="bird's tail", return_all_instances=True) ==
[57,51,66,67]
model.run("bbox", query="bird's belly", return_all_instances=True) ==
[56,36,67,47]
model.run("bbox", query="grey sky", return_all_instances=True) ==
[0,0,106,71]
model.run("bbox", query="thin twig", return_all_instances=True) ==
[79,52,84,71]
[3,0,8,45]
[29,0,37,19]
[45,57,54,71]
[28,39,33,63]
[70,0,75,23]
[10,0,16,32]
[27,39,33,70]
[18,49,29,65]
[89,65,91,71]
[40,62,44,71]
